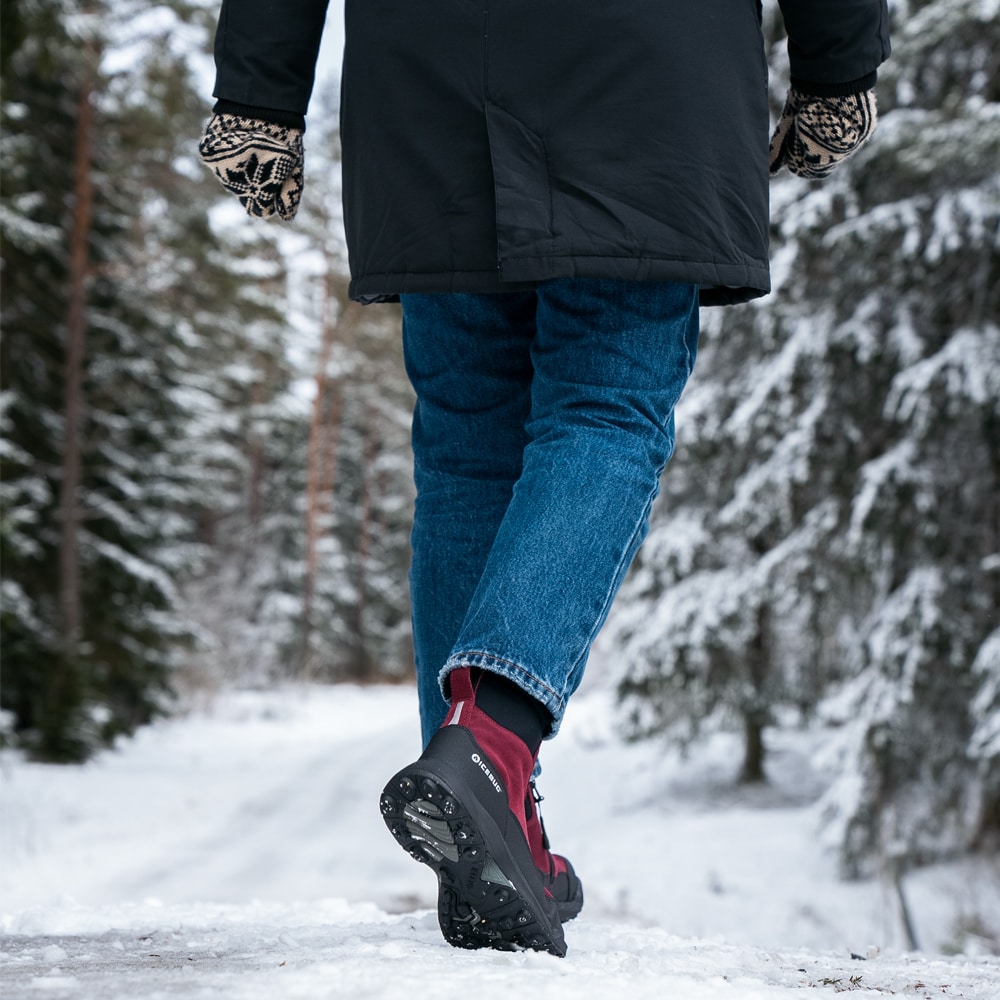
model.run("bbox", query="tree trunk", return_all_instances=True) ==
[319,383,344,517]
[43,33,99,760]
[301,274,360,678]
[348,401,378,681]
[300,274,338,678]
[58,40,97,658]
[739,602,771,783]
[891,858,920,951]
[245,368,266,536]
[741,711,767,783]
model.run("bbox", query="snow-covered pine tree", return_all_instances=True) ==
[610,0,999,873]
[0,0,199,760]
[1,0,79,753]
[0,0,296,756]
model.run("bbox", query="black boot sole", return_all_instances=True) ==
[379,726,567,956]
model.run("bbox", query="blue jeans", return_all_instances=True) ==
[403,278,699,746]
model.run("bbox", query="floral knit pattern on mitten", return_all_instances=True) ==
[198,114,304,220]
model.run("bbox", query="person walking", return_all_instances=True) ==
[201,0,891,957]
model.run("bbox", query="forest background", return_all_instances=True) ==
[1,0,998,925]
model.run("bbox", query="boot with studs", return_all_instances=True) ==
[379,668,566,956]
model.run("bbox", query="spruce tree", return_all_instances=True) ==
[0,0,288,756]
[611,0,999,872]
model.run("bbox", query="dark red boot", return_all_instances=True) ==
[525,781,584,922]
[379,668,566,955]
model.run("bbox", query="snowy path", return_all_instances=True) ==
[2,685,998,998]
[4,899,996,1000]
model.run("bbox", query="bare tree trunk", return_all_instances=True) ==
[891,858,920,951]
[301,272,361,678]
[58,41,97,659]
[739,603,771,783]
[741,712,767,784]
[319,386,344,515]
[246,371,266,535]
[349,401,378,681]
[300,274,338,678]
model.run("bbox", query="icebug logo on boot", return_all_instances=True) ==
[471,753,503,795]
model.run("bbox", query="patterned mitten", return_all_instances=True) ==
[769,88,877,180]
[198,114,304,220]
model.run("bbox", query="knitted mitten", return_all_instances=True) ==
[769,88,877,180]
[198,114,304,220]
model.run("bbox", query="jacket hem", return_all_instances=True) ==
[349,258,770,308]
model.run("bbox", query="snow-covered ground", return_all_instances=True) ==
[2,683,998,998]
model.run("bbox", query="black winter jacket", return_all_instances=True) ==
[212,0,890,306]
